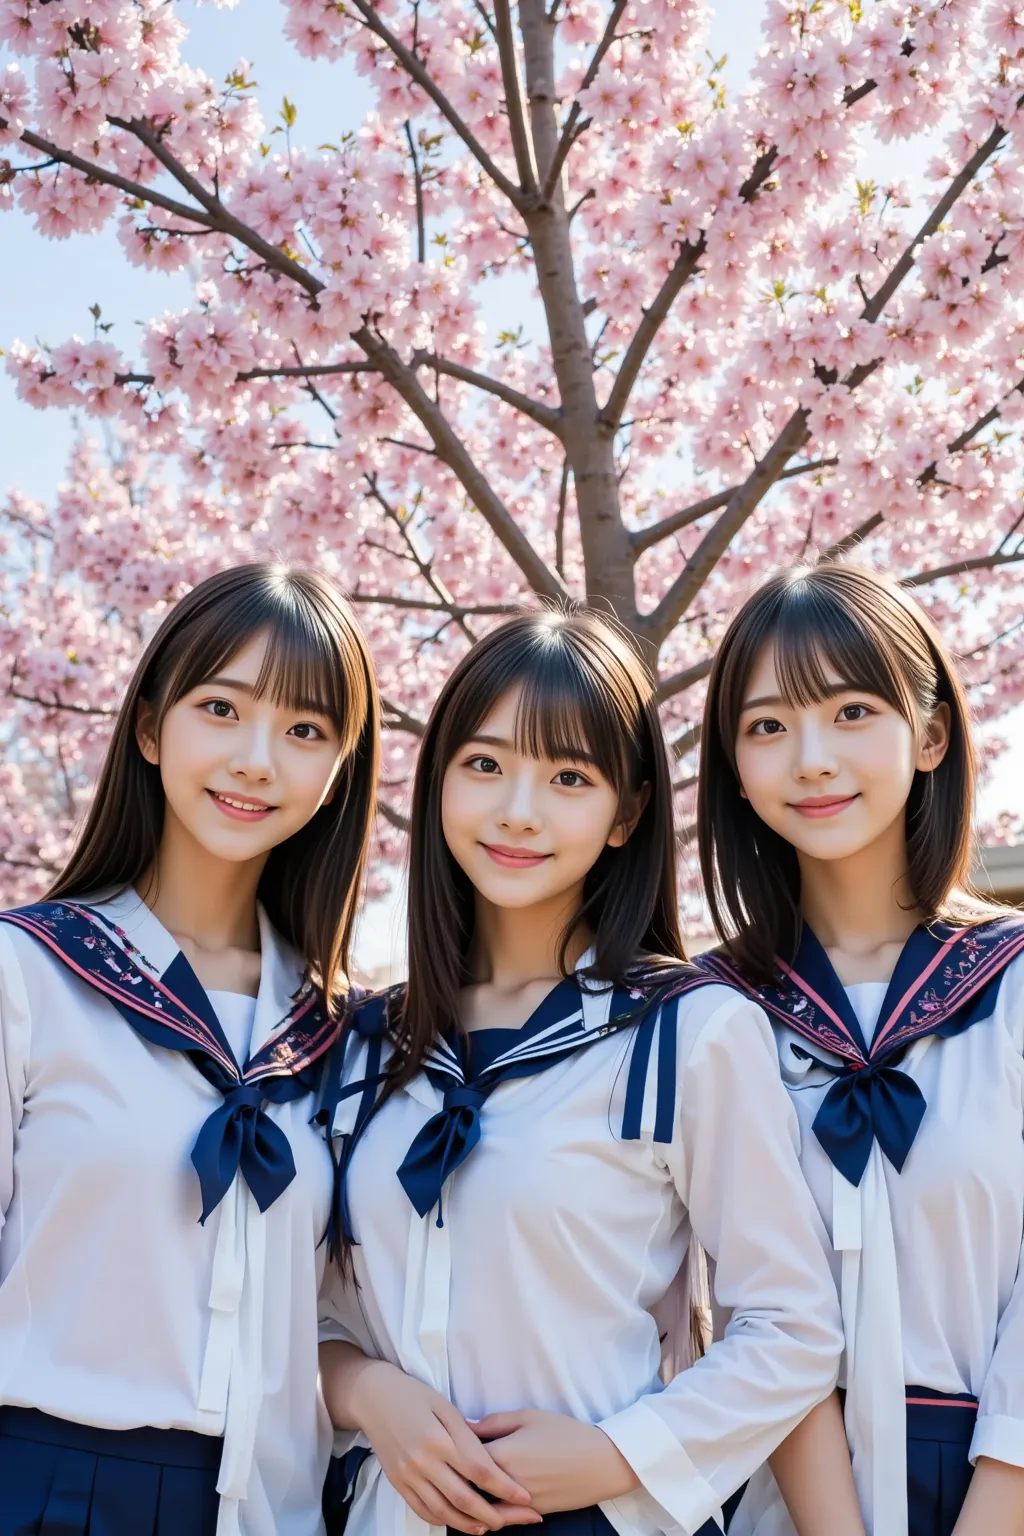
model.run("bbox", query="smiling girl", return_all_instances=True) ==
[317,609,843,1536]
[697,563,1024,1536]
[0,564,379,1536]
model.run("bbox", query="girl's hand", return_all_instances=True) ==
[349,1360,542,1533]
[474,1409,639,1514]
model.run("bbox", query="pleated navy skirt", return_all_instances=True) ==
[906,1387,977,1536]
[0,1406,222,1536]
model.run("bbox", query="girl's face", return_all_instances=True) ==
[441,685,635,916]
[733,641,948,866]
[138,631,345,867]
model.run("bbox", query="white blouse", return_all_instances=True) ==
[319,978,844,1536]
[0,889,335,1536]
[733,956,1024,1536]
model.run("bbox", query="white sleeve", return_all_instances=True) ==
[0,928,32,1236]
[599,992,843,1532]
[971,953,1024,1468]
[317,1256,373,1351]
[972,1227,1024,1469]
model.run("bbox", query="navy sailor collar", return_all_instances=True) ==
[701,915,1024,1069]
[699,914,1024,1187]
[0,892,341,1219]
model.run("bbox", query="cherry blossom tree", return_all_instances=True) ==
[2,0,1024,898]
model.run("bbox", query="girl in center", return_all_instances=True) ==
[319,609,847,1536]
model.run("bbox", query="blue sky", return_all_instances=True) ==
[1,2,1020,964]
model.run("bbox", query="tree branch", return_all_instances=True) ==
[642,408,812,643]
[357,329,569,601]
[902,548,1024,589]
[670,722,702,762]
[350,592,519,617]
[412,350,563,435]
[630,458,835,557]
[403,119,427,263]
[601,138,784,434]
[643,116,1017,641]
[109,117,323,298]
[344,0,525,207]
[492,0,537,191]
[381,696,427,737]
[861,116,1014,325]
[379,799,412,832]
[541,0,627,204]
[9,689,117,717]
[654,657,713,704]
[16,126,227,234]
[363,474,480,643]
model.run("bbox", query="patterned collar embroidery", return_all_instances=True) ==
[701,917,1024,1069]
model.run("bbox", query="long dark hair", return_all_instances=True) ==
[48,563,380,1007]
[396,607,686,1080]
[698,562,999,979]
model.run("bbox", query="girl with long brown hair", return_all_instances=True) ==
[697,563,1024,1536]
[318,608,843,1536]
[0,564,380,1536]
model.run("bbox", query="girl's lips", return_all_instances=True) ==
[482,843,552,869]
[789,794,859,819]
[207,789,276,822]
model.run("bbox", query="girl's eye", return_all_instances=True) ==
[289,722,325,741]
[837,703,872,723]
[203,698,237,720]
[749,717,785,736]
[553,769,589,788]
[466,755,500,774]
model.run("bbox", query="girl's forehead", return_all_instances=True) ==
[741,640,856,706]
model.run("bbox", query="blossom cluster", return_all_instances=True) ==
[1,0,1023,897]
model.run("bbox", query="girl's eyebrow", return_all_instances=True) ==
[202,675,332,715]
[740,693,785,710]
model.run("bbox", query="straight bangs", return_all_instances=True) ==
[699,562,997,981]
[50,564,380,1008]
[150,571,369,758]
[397,608,687,1084]
[457,624,645,817]
[768,586,917,721]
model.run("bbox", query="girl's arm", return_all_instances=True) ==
[952,1458,1024,1536]
[319,1341,541,1534]
[769,1394,866,1536]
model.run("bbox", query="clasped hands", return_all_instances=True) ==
[348,1358,639,1534]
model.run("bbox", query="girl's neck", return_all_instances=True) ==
[139,811,266,954]
[469,886,591,992]
[797,814,921,976]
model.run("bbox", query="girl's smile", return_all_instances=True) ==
[206,789,279,822]
[481,843,554,868]
[788,794,861,819]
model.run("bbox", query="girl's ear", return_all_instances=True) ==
[607,782,651,848]
[917,701,951,774]
[136,699,160,766]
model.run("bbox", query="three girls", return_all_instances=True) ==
[0,564,379,1536]
[318,611,844,1535]
[698,564,1024,1536]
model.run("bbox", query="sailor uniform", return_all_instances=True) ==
[319,966,844,1536]
[0,888,339,1536]
[701,919,1024,1536]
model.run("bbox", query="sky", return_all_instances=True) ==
[1,1,1021,968]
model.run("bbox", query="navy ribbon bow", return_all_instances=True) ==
[398,1082,488,1221]
[0,902,339,1221]
[700,917,1024,1187]
[812,1060,927,1187]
